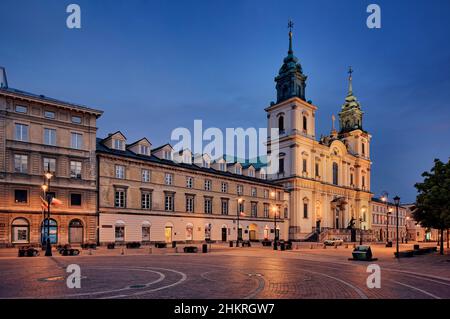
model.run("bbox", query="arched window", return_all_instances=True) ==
[362,143,365,155]
[11,218,30,244]
[303,116,307,132]
[278,115,285,132]
[41,219,58,244]
[332,162,339,185]
[69,219,84,244]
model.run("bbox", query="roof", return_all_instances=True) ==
[96,138,283,188]
[151,143,172,153]
[0,87,103,117]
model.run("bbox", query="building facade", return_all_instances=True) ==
[266,29,372,240]
[0,87,102,247]
[97,132,288,244]
[371,197,407,242]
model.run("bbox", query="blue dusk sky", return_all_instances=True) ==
[1,0,449,203]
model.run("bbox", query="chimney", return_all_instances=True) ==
[0,67,8,89]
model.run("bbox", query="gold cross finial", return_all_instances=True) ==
[288,20,294,33]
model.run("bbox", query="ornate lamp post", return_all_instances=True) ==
[42,164,53,257]
[394,196,401,258]
[236,198,243,247]
[405,216,410,244]
[272,205,279,250]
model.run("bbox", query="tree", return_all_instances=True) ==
[413,158,450,255]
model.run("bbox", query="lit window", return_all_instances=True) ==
[186,176,193,188]
[115,165,125,179]
[142,169,150,182]
[43,158,56,173]
[204,179,211,191]
[70,161,82,179]
[165,173,173,185]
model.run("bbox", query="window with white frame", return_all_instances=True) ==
[115,189,126,208]
[237,184,243,195]
[186,176,193,188]
[204,179,212,191]
[15,124,28,142]
[236,166,242,175]
[44,111,55,119]
[248,169,254,177]
[14,154,28,173]
[140,145,150,155]
[186,195,194,213]
[114,139,125,150]
[43,158,56,173]
[165,193,174,211]
[219,163,226,171]
[165,173,173,185]
[71,132,83,149]
[221,199,229,215]
[70,161,82,179]
[163,150,172,160]
[251,187,257,197]
[251,202,258,217]
[204,197,212,214]
[263,203,269,218]
[264,189,269,199]
[221,182,228,193]
[71,116,82,124]
[141,191,152,210]
[142,169,150,182]
[15,105,28,113]
[115,165,125,179]
[44,128,56,146]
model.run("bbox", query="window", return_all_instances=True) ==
[264,190,269,199]
[142,226,150,241]
[221,199,229,215]
[163,150,172,160]
[362,143,365,155]
[114,139,124,150]
[14,154,28,173]
[141,192,152,210]
[14,190,28,203]
[70,161,82,179]
[302,159,307,173]
[115,165,125,179]
[43,158,56,174]
[278,115,285,132]
[140,145,150,155]
[204,179,211,191]
[315,163,319,177]
[115,189,126,208]
[303,116,308,132]
[71,133,83,149]
[11,218,29,243]
[204,197,212,214]
[71,116,82,124]
[238,201,244,215]
[263,204,269,218]
[186,176,193,188]
[278,158,284,174]
[260,172,266,179]
[186,195,194,213]
[251,187,257,197]
[237,184,243,195]
[236,166,241,175]
[142,169,150,182]
[15,124,28,142]
[219,163,226,171]
[303,203,308,218]
[251,202,258,217]
[332,162,338,185]
[15,105,28,113]
[115,225,125,241]
[362,176,366,189]
[165,173,173,185]
[165,193,174,211]
[43,128,56,146]
[221,182,228,193]
[248,169,254,177]
[284,207,288,218]
[70,193,82,206]
[203,159,210,168]
[44,111,55,119]
[350,173,354,186]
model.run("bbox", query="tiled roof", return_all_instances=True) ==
[96,138,282,188]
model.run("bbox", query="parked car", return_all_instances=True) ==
[324,238,344,246]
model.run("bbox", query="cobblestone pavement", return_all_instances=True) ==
[0,243,448,299]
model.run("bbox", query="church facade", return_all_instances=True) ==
[266,27,373,240]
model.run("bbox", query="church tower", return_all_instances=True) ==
[275,21,307,103]
[339,67,363,133]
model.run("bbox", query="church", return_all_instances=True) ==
[266,24,373,240]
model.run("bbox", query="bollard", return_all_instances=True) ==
[334,245,338,249]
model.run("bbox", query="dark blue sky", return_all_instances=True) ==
[1,0,449,203]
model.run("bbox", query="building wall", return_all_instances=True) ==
[371,200,407,242]
[98,152,288,244]
[0,90,101,247]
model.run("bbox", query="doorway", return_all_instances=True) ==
[165,226,173,243]
[221,227,227,242]
[68,219,83,244]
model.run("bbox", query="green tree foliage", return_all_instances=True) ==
[414,158,450,255]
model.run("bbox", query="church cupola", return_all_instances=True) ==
[339,67,364,133]
[275,20,307,103]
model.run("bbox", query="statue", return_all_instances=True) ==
[347,217,356,229]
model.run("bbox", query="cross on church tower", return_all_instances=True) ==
[288,20,294,33]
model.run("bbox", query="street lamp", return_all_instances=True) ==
[42,164,53,257]
[236,198,243,247]
[272,205,278,250]
[381,192,391,246]
[394,196,401,258]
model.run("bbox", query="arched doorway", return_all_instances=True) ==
[249,224,258,241]
[41,219,58,244]
[11,218,30,244]
[68,219,84,244]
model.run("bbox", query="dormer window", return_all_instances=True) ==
[184,153,192,164]
[140,145,150,156]
[114,139,125,150]
[248,169,254,177]
[163,150,172,160]
[219,163,226,171]
[260,172,266,180]
[236,166,242,175]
